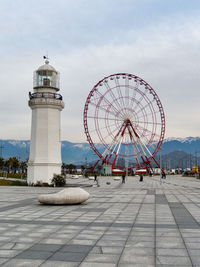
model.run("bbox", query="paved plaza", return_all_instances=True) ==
[0,175,200,266]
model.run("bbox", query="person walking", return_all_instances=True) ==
[122,174,126,183]
[94,174,100,187]
[94,174,97,182]
[139,175,143,182]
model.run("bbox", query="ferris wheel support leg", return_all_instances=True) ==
[90,159,101,173]
[144,156,154,172]
[112,134,124,169]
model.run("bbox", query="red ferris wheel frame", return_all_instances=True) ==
[83,73,165,173]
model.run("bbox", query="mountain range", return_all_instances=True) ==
[0,137,200,168]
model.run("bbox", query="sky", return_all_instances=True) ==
[0,0,200,142]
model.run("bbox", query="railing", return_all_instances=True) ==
[29,92,62,100]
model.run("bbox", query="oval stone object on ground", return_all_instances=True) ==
[71,175,79,179]
[38,188,90,204]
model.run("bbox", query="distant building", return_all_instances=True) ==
[99,164,112,175]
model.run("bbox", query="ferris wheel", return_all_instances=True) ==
[83,73,165,173]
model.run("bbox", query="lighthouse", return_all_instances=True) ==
[27,59,64,185]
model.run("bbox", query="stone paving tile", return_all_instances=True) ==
[69,239,96,245]
[15,250,53,260]
[156,256,193,265]
[0,259,9,265]
[119,254,155,265]
[0,242,33,250]
[96,240,126,247]
[125,241,155,248]
[156,265,192,267]
[40,261,80,267]
[157,248,189,256]
[118,265,154,267]
[79,263,116,267]
[30,243,62,252]
[39,238,69,244]
[0,249,22,258]
[185,242,200,249]
[60,244,93,253]
[84,253,120,263]
[122,247,154,256]
[48,252,86,262]
[156,241,185,249]
[1,259,44,267]
[191,256,200,266]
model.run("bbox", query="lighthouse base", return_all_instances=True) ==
[27,163,62,185]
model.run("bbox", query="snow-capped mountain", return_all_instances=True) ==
[162,137,200,155]
[0,137,200,164]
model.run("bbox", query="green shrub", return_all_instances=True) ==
[51,174,66,187]
[0,172,26,179]
[0,179,27,186]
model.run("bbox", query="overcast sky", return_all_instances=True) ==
[0,0,200,142]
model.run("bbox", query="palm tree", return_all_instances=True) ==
[8,157,20,173]
[0,157,4,171]
[67,164,76,174]
[4,160,10,173]
[20,161,27,174]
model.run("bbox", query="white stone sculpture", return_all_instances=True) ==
[71,175,79,179]
[113,176,121,180]
[38,188,90,204]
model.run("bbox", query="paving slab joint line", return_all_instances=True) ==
[115,192,148,267]
[167,196,196,267]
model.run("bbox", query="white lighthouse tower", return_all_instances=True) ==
[27,59,64,185]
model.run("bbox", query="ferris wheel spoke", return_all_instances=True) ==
[135,127,158,151]
[112,134,124,168]
[137,135,154,159]
[88,115,123,122]
[95,90,120,115]
[131,85,138,105]
[126,125,144,160]
[136,102,155,116]
[103,81,125,114]
[138,111,160,119]
[101,125,121,142]
[89,122,118,134]
[133,87,149,112]
[89,102,117,117]
[136,129,160,161]
[136,124,160,142]
[114,77,126,108]
[125,77,130,107]
[137,120,161,125]
[127,122,155,165]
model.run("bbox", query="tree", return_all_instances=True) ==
[67,164,76,174]
[0,157,4,171]
[8,157,20,173]
[4,160,10,173]
[20,161,27,174]
[81,165,85,174]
